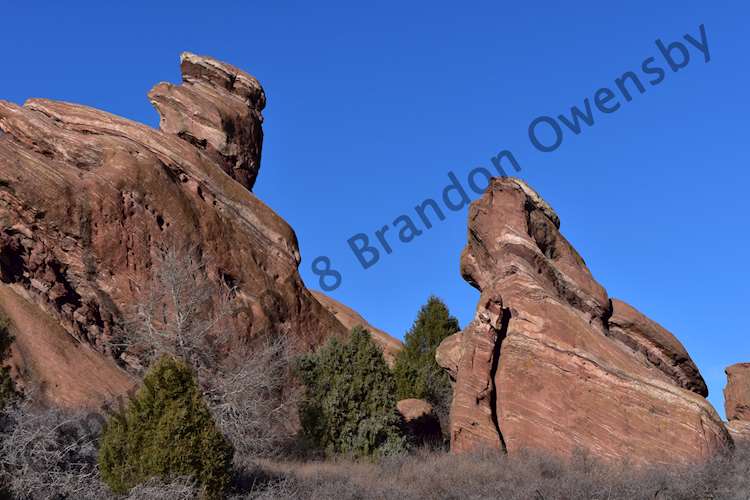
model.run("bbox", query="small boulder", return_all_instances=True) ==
[397,399,442,445]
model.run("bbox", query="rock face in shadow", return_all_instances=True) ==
[311,291,403,367]
[397,398,442,445]
[724,363,750,442]
[437,177,731,465]
[0,53,345,407]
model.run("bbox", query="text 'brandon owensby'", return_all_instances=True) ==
[311,23,712,292]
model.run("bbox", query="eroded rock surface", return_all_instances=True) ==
[0,53,345,407]
[149,53,265,191]
[726,420,750,443]
[438,177,731,465]
[608,299,708,396]
[725,363,750,422]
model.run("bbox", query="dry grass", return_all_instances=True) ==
[3,401,750,500]
[233,445,750,500]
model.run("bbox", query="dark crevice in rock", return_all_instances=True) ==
[601,297,615,335]
[177,131,208,150]
[490,307,511,452]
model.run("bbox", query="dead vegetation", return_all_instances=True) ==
[234,446,750,500]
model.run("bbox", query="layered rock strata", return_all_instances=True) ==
[0,53,345,406]
[437,177,731,465]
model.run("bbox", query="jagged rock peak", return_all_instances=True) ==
[509,177,560,229]
[149,52,266,190]
[180,52,266,108]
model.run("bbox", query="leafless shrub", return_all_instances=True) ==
[0,399,109,500]
[207,336,299,460]
[117,245,299,462]
[120,245,234,374]
[0,399,209,499]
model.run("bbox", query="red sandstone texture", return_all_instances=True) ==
[725,363,750,421]
[0,53,347,407]
[724,363,750,442]
[436,177,731,465]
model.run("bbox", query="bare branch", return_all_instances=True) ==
[117,244,235,374]
[206,336,299,459]
[0,398,109,500]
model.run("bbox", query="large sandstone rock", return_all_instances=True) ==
[437,177,731,465]
[724,363,750,421]
[0,53,345,407]
[724,363,750,442]
[311,290,403,366]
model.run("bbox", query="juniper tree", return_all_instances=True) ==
[98,356,233,499]
[392,296,460,429]
[296,326,406,458]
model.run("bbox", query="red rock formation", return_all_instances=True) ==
[397,398,434,420]
[311,291,403,367]
[0,53,345,407]
[724,363,750,442]
[726,421,750,443]
[725,363,750,421]
[437,177,731,465]
[149,53,265,191]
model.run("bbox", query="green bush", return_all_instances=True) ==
[296,326,406,458]
[393,296,459,423]
[0,316,18,412]
[98,355,233,498]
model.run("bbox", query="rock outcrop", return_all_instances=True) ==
[311,290,403,366]
[724,363,750,442]
[0,53,346,407]
[725,363,750,421]
[437,177,731,465]
[149,53,265,191]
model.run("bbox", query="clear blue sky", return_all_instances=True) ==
[2,2,747,416]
